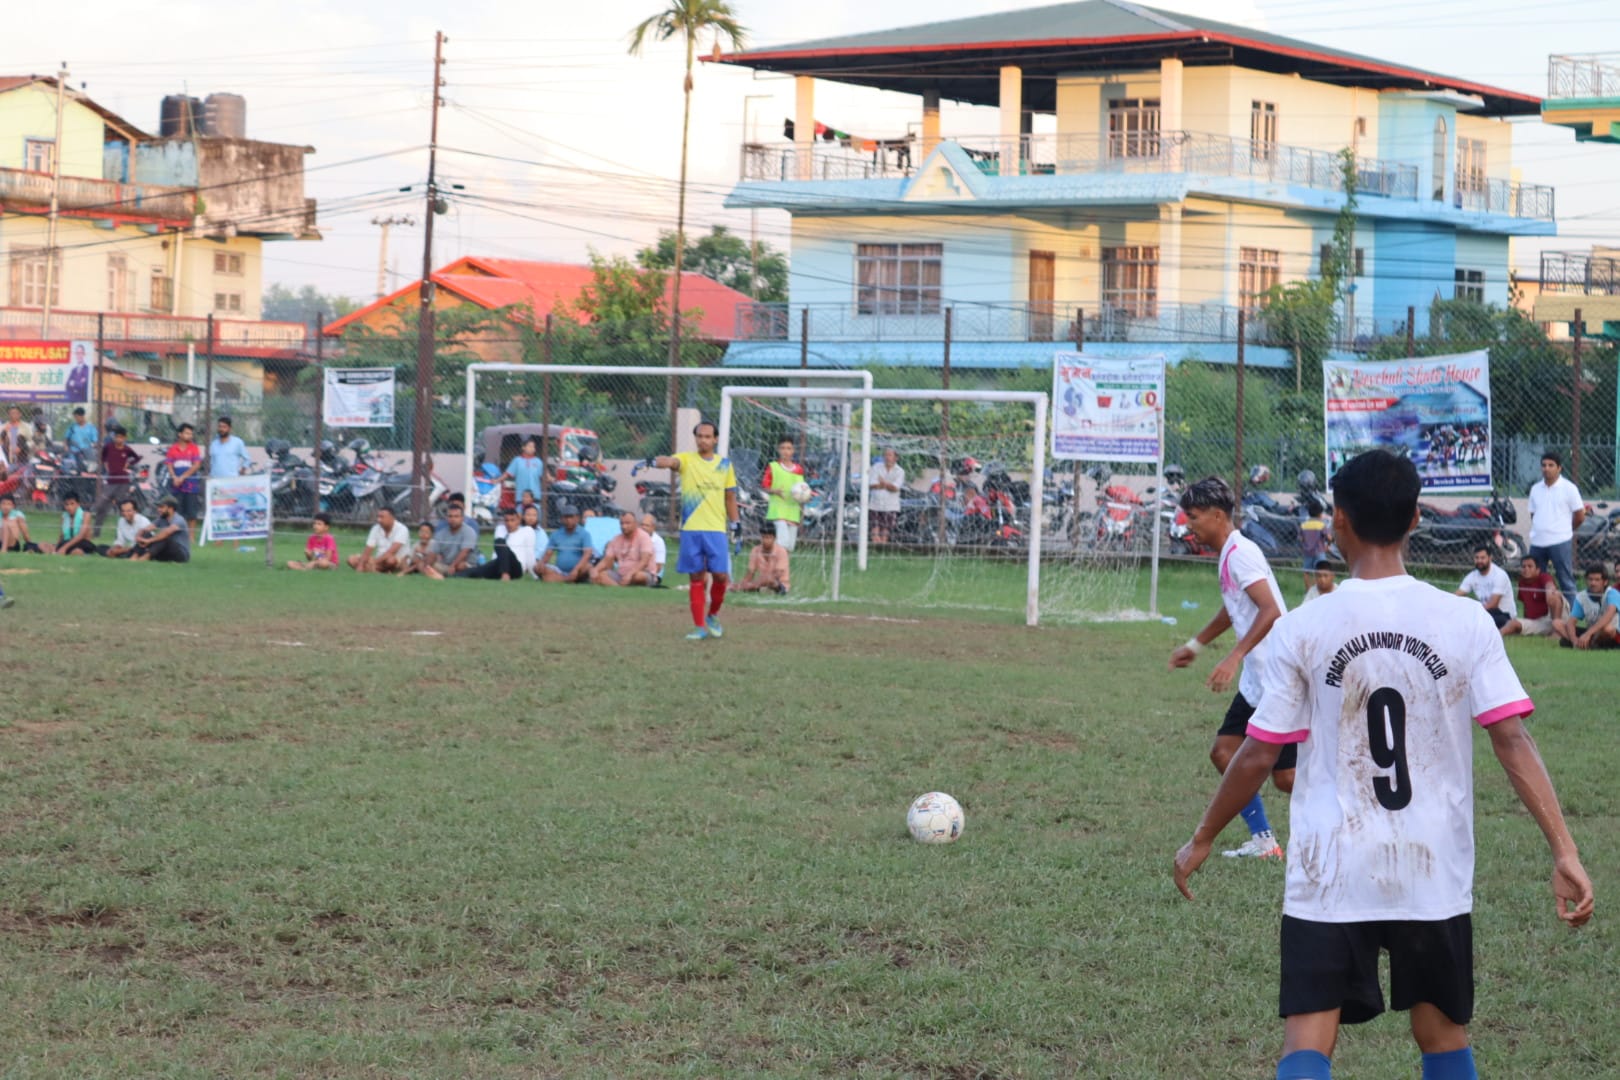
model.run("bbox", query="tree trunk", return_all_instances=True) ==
[667,32,694,367]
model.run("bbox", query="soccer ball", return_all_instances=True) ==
[789,481,813,505]
[906,791,964,844]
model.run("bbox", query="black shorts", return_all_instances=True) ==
[1219,693,1297,771]
[174,490,203,522]
[1280,914,1473,1025]
[1487,607,1512,630]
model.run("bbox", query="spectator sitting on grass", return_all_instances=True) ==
[1502,554,1564,638]
[591,512,655,586]
[53,493,96,555]
[348,506,409,573]
[1455,545,1514,631]
[540,504,594,583]
[435,492,480,537]
[1553,565,1620,650]
[132,497,191,563]
[428,503,479,577]
[736,527,791,595]
[457,508,533,580]
[640,513,666,587]
[1301,558,1338,603]
[397,521,445,579]
[288,512,338,571]
[0,493,39,553]
[103,498,151,559]
[520,504,548,577]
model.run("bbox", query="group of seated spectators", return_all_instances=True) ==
[0,491,189,562]
[1457,546,1618,650]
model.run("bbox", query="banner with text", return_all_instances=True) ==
[1324,350,1492,492]
[323,367,396,427]
[203,474,271,543]
[1050,353,1165,463]
[0,340,94,403]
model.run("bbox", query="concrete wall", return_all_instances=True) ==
[179,236,266,320]
[194,138,312,238]
[1455,233,1511,306]
[0,84,104,177]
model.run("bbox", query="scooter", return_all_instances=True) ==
[1408,492,1523,566]
[1085,465,1154,552]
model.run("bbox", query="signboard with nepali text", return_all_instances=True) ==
[1050,353,1165,463]
[202,474,271,543]
[323,367,396,427]
[0,340,94,403]
[1324,350,1492,492]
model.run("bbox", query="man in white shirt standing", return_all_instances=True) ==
[348,506,410,573]
[1174,449,1593,1080]
[1526,449,1584,607]
[868,448,904,545]
[1454,545,1515,631]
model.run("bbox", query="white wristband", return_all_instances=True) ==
[1184,638,1203,656]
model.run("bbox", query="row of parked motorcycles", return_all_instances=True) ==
[266,438,450,524]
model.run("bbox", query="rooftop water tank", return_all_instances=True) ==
[201,93,246,139]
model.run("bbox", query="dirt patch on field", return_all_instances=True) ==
[0,905,123,934]
[3,720,86,736]
[0,568,40,575]
[1003,729,1080,752]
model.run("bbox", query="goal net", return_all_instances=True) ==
[719,387,1158,625]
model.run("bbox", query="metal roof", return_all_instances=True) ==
[712,0,1541,117]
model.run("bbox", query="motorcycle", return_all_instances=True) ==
[1408,492,1524,566]
[264,439,315,518]
[29,444,60,509]
[1574,501,1620,565]
[1085,465,1155,552]
[317,440,359,519]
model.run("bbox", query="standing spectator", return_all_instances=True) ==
[591,511,655,586]
[428,503,480,577]
[132,497,191,563]
[29,407,50,449]
[288,512,338,571]
[499,438,547,510]
[868,447,904,545]
[1502,554,1564,638]
[207,416,248,478]
[736,527,791,595]
[1527,450,1584,606]
[165,423,204,536]
[91,426,141,534]
[348,506,410,573]
[1296,472,1331,592]
[1301,559,1338,604]
[1553,565,1620,650]
[102,497,151,558]
[1456,545,1516,630]
[53,494,94,555]
[64,407,98,460]
[0,494,38,553]
[540,504,595,583]
[640,513,667,587]
[761,435,805,552]
[0,405,26,461]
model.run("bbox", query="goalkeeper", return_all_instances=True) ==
[634,420,740,641]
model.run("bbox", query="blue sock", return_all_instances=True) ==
[1277,1049,1331,1080]
[1422,1048,1476,1080]
[1239,793,1272,837]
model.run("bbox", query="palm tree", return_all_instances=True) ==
[629,0,747,363]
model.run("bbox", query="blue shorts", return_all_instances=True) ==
[676,531,731,576]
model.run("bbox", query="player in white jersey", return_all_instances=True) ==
[1174,450,1593,1080]
[1168,475,1291,859]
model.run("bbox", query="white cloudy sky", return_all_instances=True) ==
[5,0,1616,302]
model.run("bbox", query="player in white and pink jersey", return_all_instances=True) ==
[1174,449,1593,1080]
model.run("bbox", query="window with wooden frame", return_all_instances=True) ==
[855,243,942,315]
[1102,245,1159,318]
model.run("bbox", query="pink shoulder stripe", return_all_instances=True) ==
[1475,698,1535,727]
[1246,723,1308,745]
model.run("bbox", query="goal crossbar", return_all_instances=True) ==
[719,386,1049,627]
[461,363,873,502]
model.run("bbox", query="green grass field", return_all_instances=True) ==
[0,538,1614,1078]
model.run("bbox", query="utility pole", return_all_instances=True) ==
[372,215,415,300]
[41,63,69,338]
[412,31,446,521]
[742,95,770,299]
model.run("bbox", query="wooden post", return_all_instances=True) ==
[94,313,105,511]
[1405,305,1416,358]
[1235,309,1246,506]
[938,306,953,546]
[1072,310,1085,542]
[204,313,215,441]
[666,318,681,532]
[312,312,324,520]
[1572,308,1583,485]
[540,313,553,529]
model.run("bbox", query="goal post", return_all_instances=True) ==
[720,386,1049,626]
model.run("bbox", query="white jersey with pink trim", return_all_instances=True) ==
[1248,575,1532,923]
[1218,530,1287,704]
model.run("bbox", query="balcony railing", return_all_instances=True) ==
[0,168,196,222]
[742,131,1419,201]
[1539,251,1620,296]
[733,301,1403,348]
[1549,54,1620,100]
[0,307,307,348]
[1454,176,1555,220]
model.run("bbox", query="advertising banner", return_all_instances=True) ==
[1050,353,1165,463]
[0,340,94,403]
[323,367,396,427]
[203,474,271,542]
[1324,350,1492,492]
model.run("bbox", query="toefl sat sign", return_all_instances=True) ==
[1050,353,1165,463]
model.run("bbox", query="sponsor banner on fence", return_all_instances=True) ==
[204,474,271,542]
[1324,350,1492,492]
[1050,353,1165,463]
[323,367,396,427]
[0,340,94,403]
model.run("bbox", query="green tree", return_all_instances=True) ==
[262,283,359,336]
[628,0,747,361]
[638,225,788,302]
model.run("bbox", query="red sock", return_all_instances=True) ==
[689,578,708,627]
[709,578,727,616]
